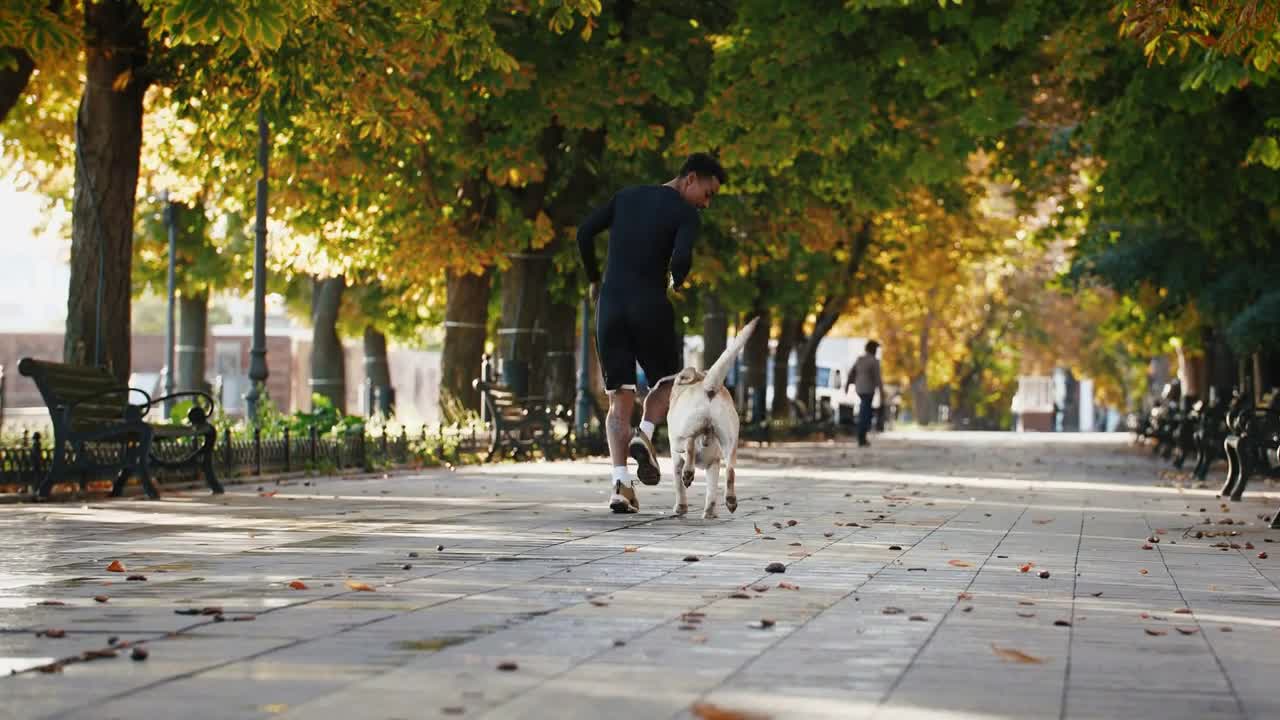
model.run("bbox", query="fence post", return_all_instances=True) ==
[335,429,343,469]
[253,426,262,475]
[309,426,318,466]
[29,432,43,490]
[223,427,232,477]
[360,430,371,472]
[283,426,291,473]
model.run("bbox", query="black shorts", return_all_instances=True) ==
[595,290,681,392]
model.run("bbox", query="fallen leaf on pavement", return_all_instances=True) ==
[39,629,66,638]
[1018,600,1036,606]
[590,599,609,607]
[1054,619,1072,627]
[778,582,800,590]
[1175,627,1199,635]
[690,702,770,720]
[1173,608,1192,614]
[1090,592,1104,597]
[624,546,638,552]
[94,595,109,603]
[882,607,905,615]
[106,560,125,573]
[1019,563,1033,573]
[288,580,308,590]
[37,600,66,606]
[1017,611,1036,618]
[991,644,1045,664]
[948,560,974,568]
[1144,628,1167,636]
[957,592,973,600]
[345,580,375,592]
[496,661,518,671]
[1032,519,1053,525]
[126,575,147,582]
[729,593,752,600]
[753,523,762,535]
[1139,569,1149,575]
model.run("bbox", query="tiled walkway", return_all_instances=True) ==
[2,432,1278,720]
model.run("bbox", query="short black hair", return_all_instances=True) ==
[679,153,727,185]
[865,340,880,354]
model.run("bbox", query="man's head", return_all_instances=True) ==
[673,153,726,209]
[865,340,880,356]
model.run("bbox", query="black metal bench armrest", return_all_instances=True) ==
[144,390,216,423]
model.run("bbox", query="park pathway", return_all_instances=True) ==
[2,431,1279,719]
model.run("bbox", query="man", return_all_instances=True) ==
[846,340,885,448]
[576,153,726,513]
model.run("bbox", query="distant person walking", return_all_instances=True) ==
[846,340,885,447]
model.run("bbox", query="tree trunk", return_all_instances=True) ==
[771,311,802,419]
[1205,325,1235,406]
[363,325,393,417]
[440,267,491,420]
[911,307,934,425]
[0,46,35,122]
[310,275,346,412]
[64,0,148,382]
[176,290,208,393]
[497,250,554,398]
[795,295,844,408]
[544,295,578,407]
[794,223,874,406]
[702,292,728,371]
[743,306,771,423]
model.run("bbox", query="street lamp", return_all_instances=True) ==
[162,190,177,417]
[244,105,270,421]
[575,293,592,439]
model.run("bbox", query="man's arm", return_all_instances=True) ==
[669,207,700,288]
[576,195,615,286]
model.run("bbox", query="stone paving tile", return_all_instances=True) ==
[3,432,1280,720]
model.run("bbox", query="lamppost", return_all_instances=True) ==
[244,106,270,421]
[162,191,177,417]
[574,293,593,439]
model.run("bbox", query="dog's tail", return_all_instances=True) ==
[702,316,760,397]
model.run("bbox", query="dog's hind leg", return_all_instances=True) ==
[671,442,688,516]
[702,461,720,519]
[682,435,697,488]
[722,428,739,514]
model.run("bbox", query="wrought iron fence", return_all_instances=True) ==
[0,422,539,496]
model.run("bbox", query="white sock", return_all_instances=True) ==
[611,466,629,485]
[638,420,655,438]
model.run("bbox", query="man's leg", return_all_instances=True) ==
[607,389,635,468]
[630,293,681,486]
[631,378,675,486]
[857,392,874,446]
[607,389,640,513]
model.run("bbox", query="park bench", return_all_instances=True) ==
[1190,398,1229,482]
[19,358,222,499]
[472,378,569,461]
[1219,390,1280,515]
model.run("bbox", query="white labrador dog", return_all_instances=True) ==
[665,316,759,519]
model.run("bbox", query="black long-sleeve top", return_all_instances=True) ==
[576,185,700,295]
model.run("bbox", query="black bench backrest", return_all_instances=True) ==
[18,358,132,430]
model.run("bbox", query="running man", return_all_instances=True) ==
[576,153,726,513]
